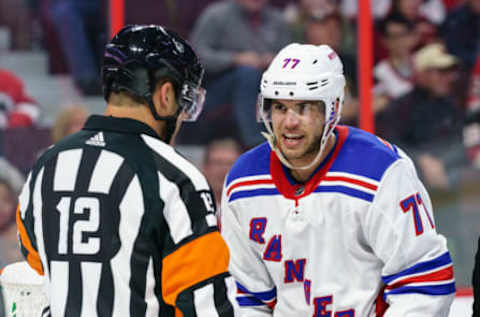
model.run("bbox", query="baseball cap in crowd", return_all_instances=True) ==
[414,43,458,72]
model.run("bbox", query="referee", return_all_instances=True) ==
[16,25,236,316]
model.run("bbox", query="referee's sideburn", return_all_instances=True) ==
[16,24,237,317]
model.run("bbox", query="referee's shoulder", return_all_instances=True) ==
[140,134,209,188]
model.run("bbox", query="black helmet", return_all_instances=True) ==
[102,24,206,122]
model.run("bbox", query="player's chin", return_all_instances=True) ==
[280,147,305,161]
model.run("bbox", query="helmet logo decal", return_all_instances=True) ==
[328,51,337,60]
[282,58,301,69]
[273,81,296,86]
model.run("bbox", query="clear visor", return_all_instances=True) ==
[180,83,206,122]
[256,93,328,123]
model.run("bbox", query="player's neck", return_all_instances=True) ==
[290,134,336,183]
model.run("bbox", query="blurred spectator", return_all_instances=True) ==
[45,0,105,95]
[441,0,480,72]
[0,68,40,158]
[189,0,291,147]
[373,13,417,114]
[464,56,480,168]
[303,12,358,124]
[0,177,23,268]
[202,138,242,208]
[373,0,442,62]
[468,57,480,112]
[0,69,40,129]
[443,0,465,10]
[123,0,215,39]
[377,43,465,190]
[284,0,337,42]
[2,125,52,175]
[0,179,17,234]
[284,0,357,57]
[202,138,242,229]
[341,0,446,24]
[393,0,440,47]
[51,105,88,143]
[0,0,34,49]
[341,0,394,20]
[0,157,25,194]
[392,0,446,26]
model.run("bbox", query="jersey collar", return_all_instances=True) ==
[83,115,161,139]
[270,126,349,201]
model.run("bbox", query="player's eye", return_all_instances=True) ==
[293,103,315,115]
[296,103,309,115]
[272,103,287,113]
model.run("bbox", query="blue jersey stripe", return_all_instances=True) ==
[384,282,456,299]
[236,282,277,301]
[314,185,374,202]
[329,126,400,181]
[229,186,374,202]
[226,142,271,187]
[229,188,281,202]
[236,296,265,307]
[382,252,452,284]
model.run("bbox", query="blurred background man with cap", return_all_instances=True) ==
[377,42,464,191]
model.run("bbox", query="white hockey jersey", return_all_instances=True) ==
[221,126,455,317]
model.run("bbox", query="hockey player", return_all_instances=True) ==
[16,25,236,316]
[221,43,455,316]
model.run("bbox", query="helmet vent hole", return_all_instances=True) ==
[275,91,279,96]
[289,92,294,96]
[320,79,329,87]
[313,59,318,64]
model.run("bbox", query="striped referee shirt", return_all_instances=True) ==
[17,115,236,317]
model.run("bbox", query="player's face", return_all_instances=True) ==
[270,99,325,165]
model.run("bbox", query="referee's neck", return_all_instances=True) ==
[104,103,166,140]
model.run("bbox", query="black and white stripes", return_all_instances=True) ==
[17,115,235,316]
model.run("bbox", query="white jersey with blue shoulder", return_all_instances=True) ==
[221,125,454,317]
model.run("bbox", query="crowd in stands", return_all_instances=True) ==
[0,0,480,287]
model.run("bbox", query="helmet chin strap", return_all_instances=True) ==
[148,98,181,144]
[261,132,328,171]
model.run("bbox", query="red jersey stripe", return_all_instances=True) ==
[386,266,454,290]
[227,179,274,196]
[323,176,378,191]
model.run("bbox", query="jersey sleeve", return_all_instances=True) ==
[366,157,455,316]
[16,171,44,276]
[220,186,275,317]
[159,175,237,316]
